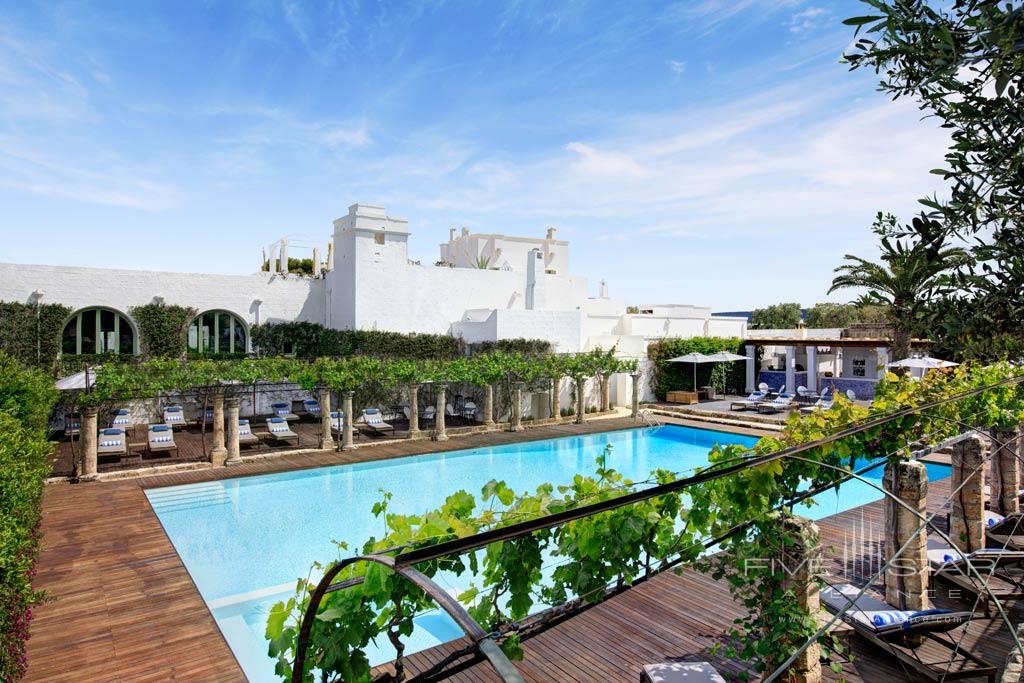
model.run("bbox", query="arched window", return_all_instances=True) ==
[188,310,248,354]
[62,308,136,355]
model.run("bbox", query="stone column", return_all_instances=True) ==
[883,460,930,634]
[990,427,1021,516]
[550,377,561,420]
[407,383,421,438]
[600,374,610,412]
[745,344,756,394]
[81,406,99,481]
[225,398,241,466]
[630,371,641,419]
[483,383,495,427]
[806,346,818,394]
[318,387,334,450]
[876,347,890,378]
[433,383,448,441]
[777,514,822,683]
[575,375,586,424]
[1001,622,1024,683]
[210,389,227,466]
[951,435,985,552]
[785,345,796,393]
[510,382,524,432]
[342,391,355,450]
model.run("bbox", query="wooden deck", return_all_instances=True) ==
[26,418,1013,682]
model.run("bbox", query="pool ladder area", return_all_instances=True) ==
[637,409,664,430]
[147,482,232,514]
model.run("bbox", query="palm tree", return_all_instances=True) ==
[829,213,970,361]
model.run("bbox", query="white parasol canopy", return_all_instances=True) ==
[667,351,748,392]
[55,369,96,391]
[887,355,959,370]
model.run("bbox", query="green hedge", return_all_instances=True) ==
[0,302,72,373]
[0,353,58,681]
[130,303,196,359]
[465,338,553,356]
[251,322,463,359]
[646,337,751,398]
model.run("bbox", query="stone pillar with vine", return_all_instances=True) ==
[81,406,99,481]
[483,383,495,426]
[883,458,929,641]
[951,435,985,551]
[574,375,586,424]
[318,387,334,450]
[210,388,227,466]
[407,383,421,438]
[433,383,448,441]
[630,371,641,419]
[990,426,1021,516]
[775,514,822,683]
[342,390,355,450]
[510,382,524,432]
[550,376,561,420]
[225,398,241,466]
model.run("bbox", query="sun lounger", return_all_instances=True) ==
[300,399,322,419]
[985,510,1024,549]
[730,390,766,411]
[163,405,187,428]
[65,413,81,437]
[110,408,133,430]
[237,419,260,447]
[641,661,725,683]
[821,583,994,681]
[97,428,128,457]
[265,416,299,444]
[757,392,795,414]
[147,424,178,456]
[799,387,834,415]
[360,408,394,436]
[462,400,478,420]
[270,402,299,421]
[928,542,1024,614]
[328,411,345,434]
[421,405,436,424]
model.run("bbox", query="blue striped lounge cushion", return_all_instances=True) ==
[271,426,288,433]
[100,440,121,447]
[152,436,173,443]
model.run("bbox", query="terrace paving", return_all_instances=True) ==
[26,416,1013,682]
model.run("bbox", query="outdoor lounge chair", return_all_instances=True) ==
[328,411,345,434]
[640,661,725,683]
[265,416,299,444]
[163,405,187,428]
[820,583,995,681]
[360,408,394,436]
[271,402,299,421]
[110,408,133,430]
[421,405,436,424]
[64,413,82,437]
[927,541,1024,614]
[730,390,766,411]
[985,510,1024,550]
[237,419,260,447]
[462,400,478,420]
[147,424,178,456]
[97,428,128,458]
[757,392,795,414]
[300,399,322,419]
[799,387,834,415]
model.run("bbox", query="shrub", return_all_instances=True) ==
[0,354,57,680]
[0,302,72,373]
[646,337,751,398]
[465,338,553,356]
[251,322,462,359]
[129,303,196,359]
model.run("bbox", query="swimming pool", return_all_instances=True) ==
[146,424,950,682]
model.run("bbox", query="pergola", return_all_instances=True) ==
[741,337,932,399]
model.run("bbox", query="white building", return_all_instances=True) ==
[0,203,747,373]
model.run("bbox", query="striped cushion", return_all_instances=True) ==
[271,426,289,433]
[166,415,184,422]
[240,429,251,436]
[100,440,122,447]
[152,436,173,443]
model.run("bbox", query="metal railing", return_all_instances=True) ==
[292,373,1024,682]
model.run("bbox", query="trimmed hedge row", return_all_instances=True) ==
[0,353,57,681]
[646,337,751,398]
[0,303,72,373]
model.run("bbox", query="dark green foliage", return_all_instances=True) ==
[465,338,552,356]
[804,302,860,328]
[0,353,57,680]
[0,302,72,372]
[262,258,316,276]
[251,322,462,359]
[646,337,749,397]
[749,303,801,329]
[129,303,196,359]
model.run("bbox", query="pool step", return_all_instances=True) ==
[147,482,232,513]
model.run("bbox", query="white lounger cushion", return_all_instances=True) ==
[820,583,970,636]
[642,661,725,683]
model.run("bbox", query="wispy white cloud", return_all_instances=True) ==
[668,59,686,74]
[788,6,828,34]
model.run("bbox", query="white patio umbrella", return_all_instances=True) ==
[703,351,750,363]
[55,368,96,391]
[886,356,959,370]
[666,352,713,390]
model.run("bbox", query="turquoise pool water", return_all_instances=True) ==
[146,425,949,682]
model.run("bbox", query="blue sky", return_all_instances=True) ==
[0,0,948,309]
